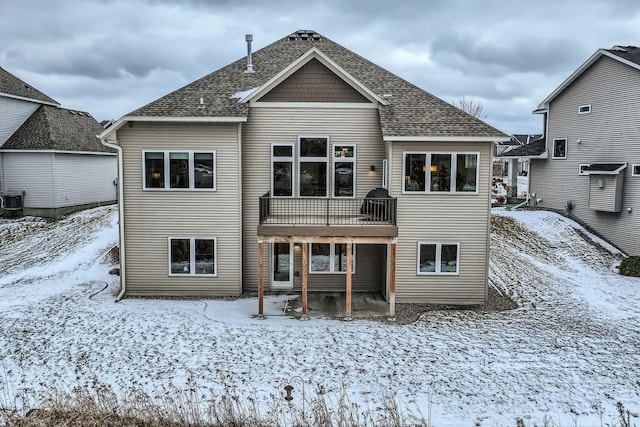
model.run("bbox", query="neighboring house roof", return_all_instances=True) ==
[536,45,640,111]
[0,66,59,105]
[497,136,546,157]
[2,105,112,152]
[124,30,506,140]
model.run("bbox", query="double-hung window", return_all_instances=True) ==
[144,150,216,190]
[333,144,355,197]
[169,237,217,276]
[417,242,459,275]
[271,144,294,197]
[299,137,328,197]
[309,243,356,273]
[403,152,479,193]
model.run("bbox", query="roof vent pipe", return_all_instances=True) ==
[245,34,255,73]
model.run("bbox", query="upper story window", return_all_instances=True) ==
[272,144,294,197]
[578,104,591,114]
[632,164,640,176]
[333,144,355,197]
[299,136,329,197]
[403,152,479,194]
[552,139,567,159]
[143,150,216,191]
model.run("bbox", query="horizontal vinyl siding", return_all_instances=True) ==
[0,97,39,145]
[532,56,640,254]
[242,107,385,292]
[53,154,117,207]
[119,122,241,296]
[288,243,385,292]
[2,152,54,207]
[391,141,492,304]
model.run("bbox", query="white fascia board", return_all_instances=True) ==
[383,135,509,143]
[240,47,388,106]
[533,49,640,110]
[98,115,248,140]
[0,149,116,156]
[0,92,59,107]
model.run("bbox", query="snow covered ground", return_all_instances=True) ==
[1,205,639,426]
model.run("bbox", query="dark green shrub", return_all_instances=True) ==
[619,256,640,277]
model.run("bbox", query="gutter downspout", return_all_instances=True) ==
[99,136,126,301]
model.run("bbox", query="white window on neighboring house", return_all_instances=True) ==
[552,139,567,159]
[298,136,328,197]
[271,144,294,197]
[417,242,460,275]
[402,152,479,193]
[169,237,217,276]
[578,104,591,114]
[143,150,216,190]
[632,164,640,176]
[309,243,356,273]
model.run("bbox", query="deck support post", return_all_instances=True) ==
[257,241,265,319]
[345,242,352,319]
[302,242,308,316]
[388,242,396,320]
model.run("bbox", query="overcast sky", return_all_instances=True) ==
[1,0,639,134]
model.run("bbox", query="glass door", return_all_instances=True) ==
[271,243,293,289]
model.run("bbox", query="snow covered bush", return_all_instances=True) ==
[619,256,640,277]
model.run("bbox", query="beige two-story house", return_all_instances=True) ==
[99,30,507,316]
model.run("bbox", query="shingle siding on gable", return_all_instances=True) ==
[532,55,640,255]
[257,59,370,103]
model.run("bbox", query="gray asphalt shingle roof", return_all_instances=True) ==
[3,105,112,152]
[606,45,640,66]
[497,137,546,157]
[0,66,59,105]
[131,30,506,139]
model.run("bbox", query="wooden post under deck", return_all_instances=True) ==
[346,242,352,317]
[389,243,396,317]
[258,241,264,317]
[302,243,308,316]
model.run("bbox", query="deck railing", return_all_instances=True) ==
[259,192,397,226]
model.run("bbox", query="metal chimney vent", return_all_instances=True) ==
[245,34,255,73]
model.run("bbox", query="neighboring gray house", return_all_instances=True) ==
[495,134,545,196]
[529,45,640,256]
[0,66,117,217]
[99,30,507,316]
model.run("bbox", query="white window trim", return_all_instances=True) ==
[578,104,591,114]
[382,159,388,189]
[551,138,567,160]
[632,164,640,177]
[271,143,295,198]
[142,150,217,191]
[298,135,329,198]
[168,237,218,277]
[309,243,356,274]
[579,164,591,176]
[416,241,460,275]
[332,143,356,198]
[401,151,480,195]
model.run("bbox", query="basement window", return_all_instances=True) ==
[417,242,459,275]
[578,104,591,114]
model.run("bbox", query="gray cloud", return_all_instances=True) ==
[1,0,639,133]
